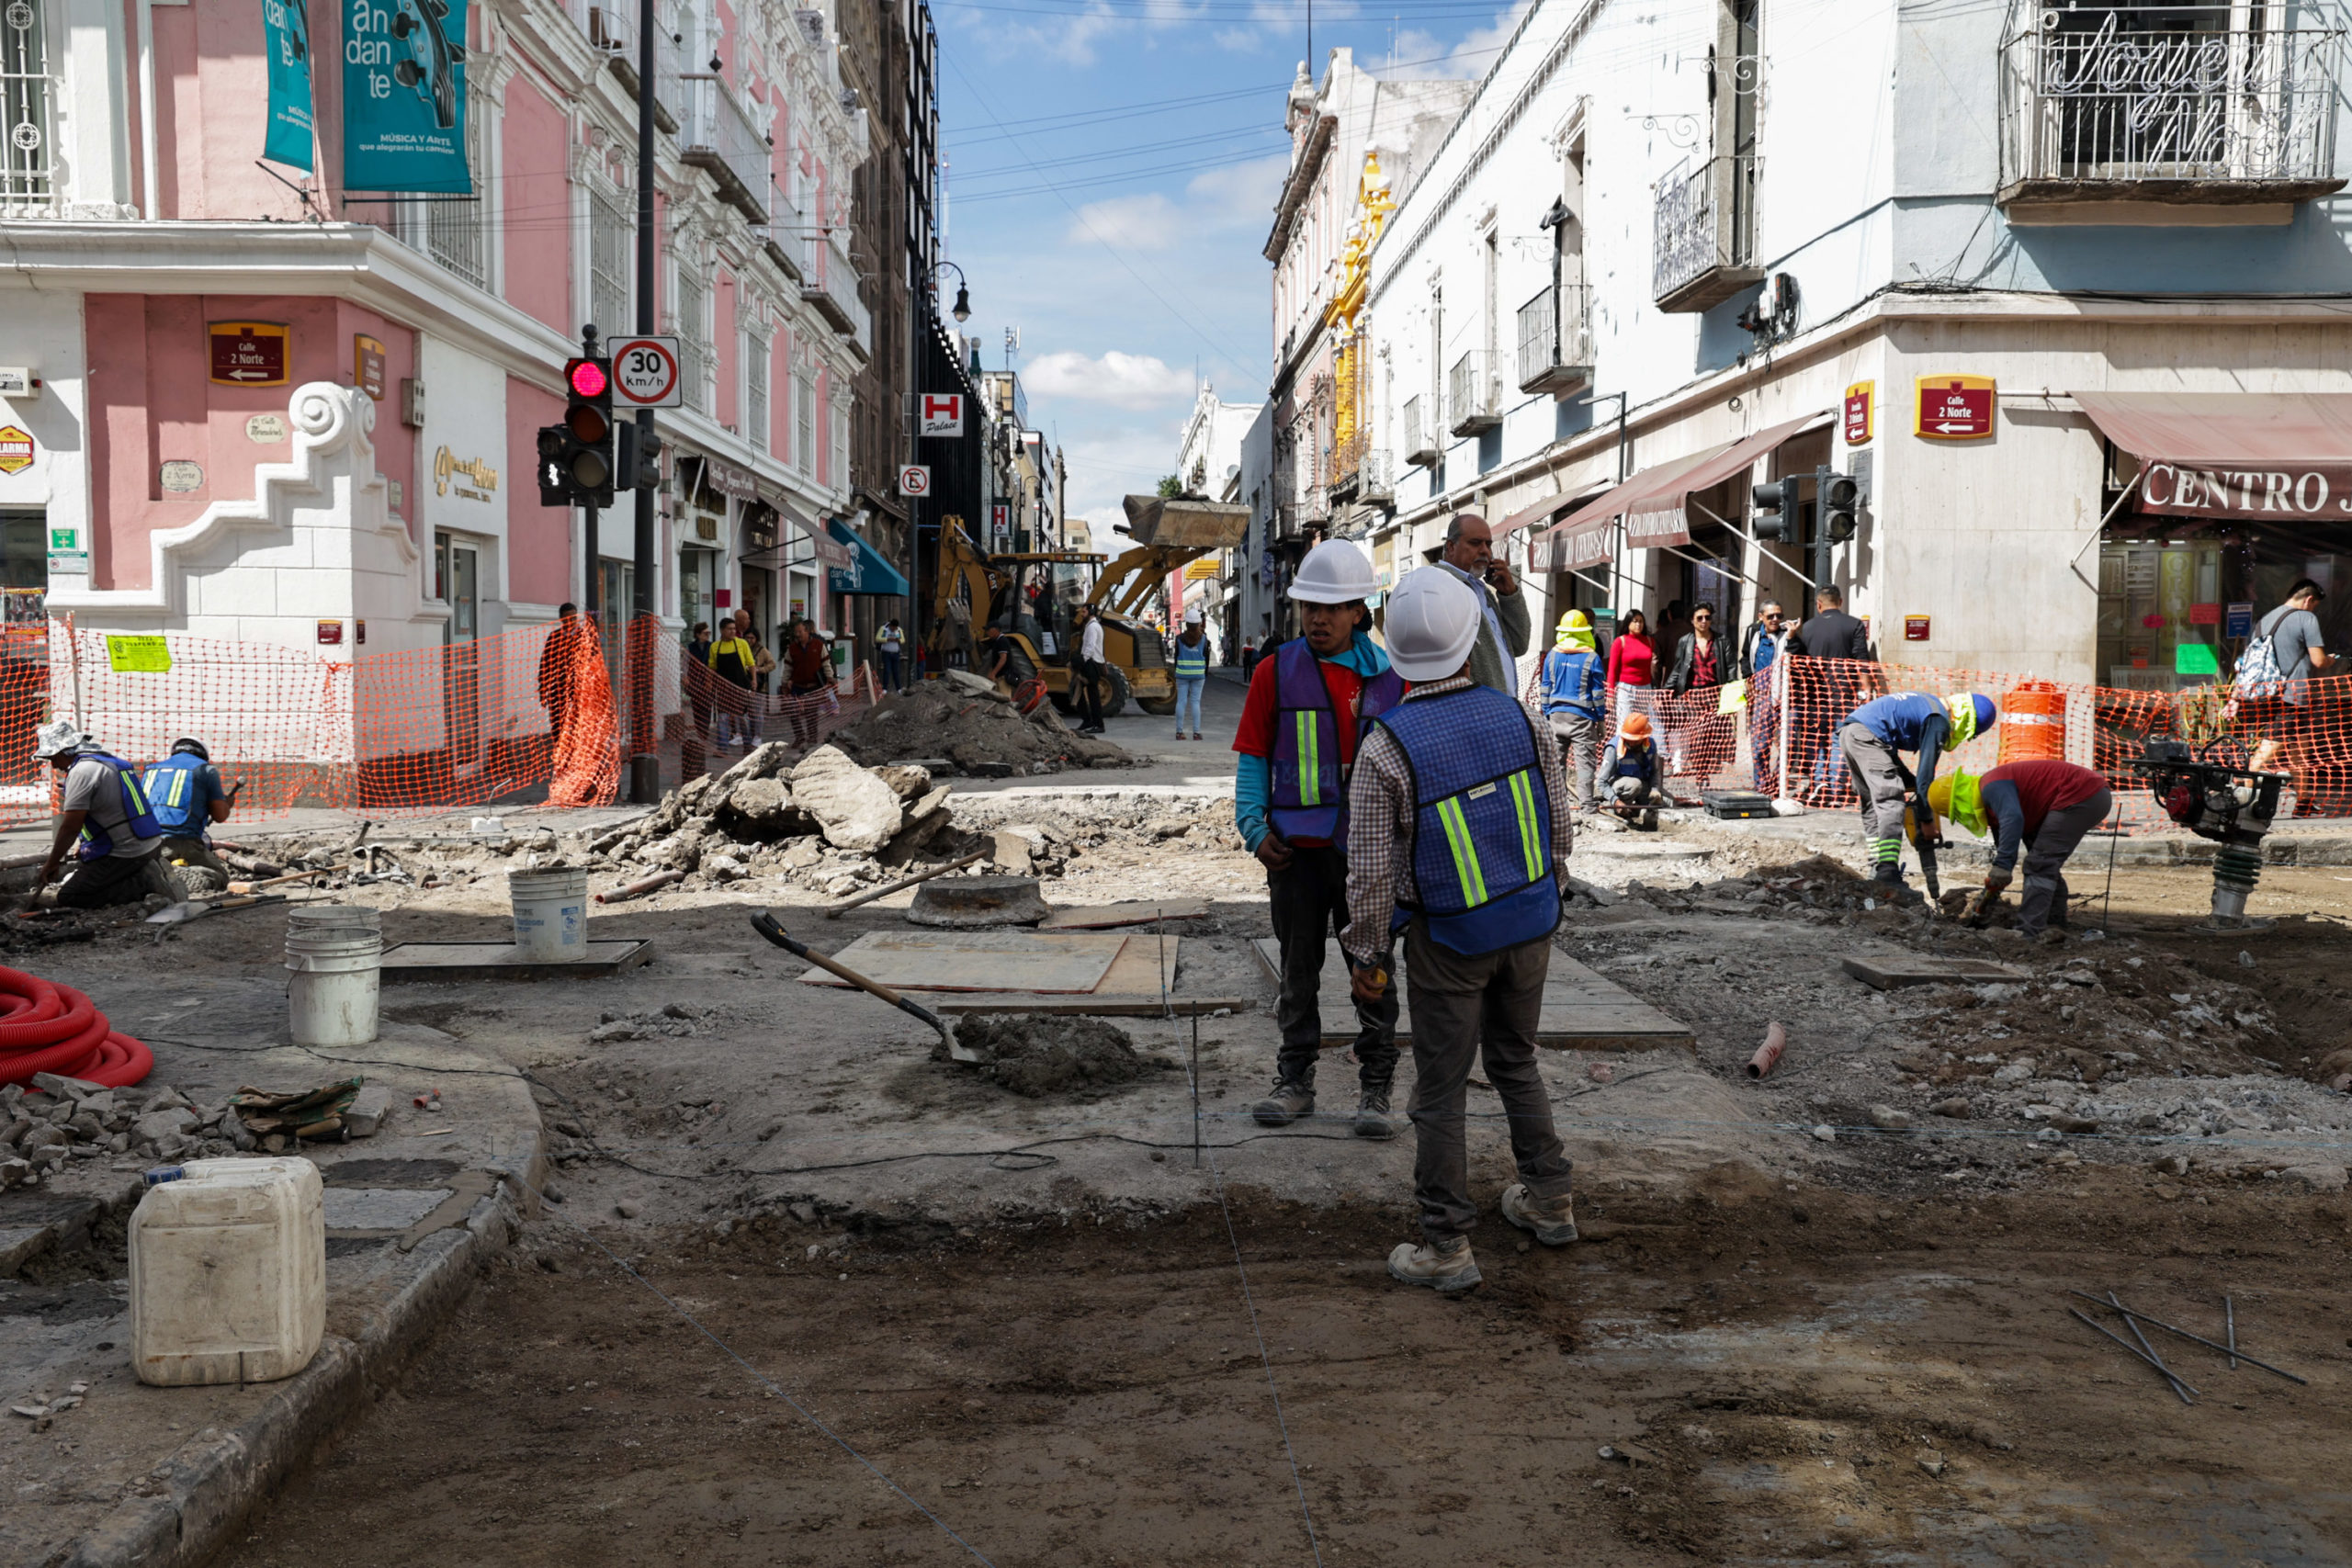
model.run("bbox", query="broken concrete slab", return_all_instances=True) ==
[1839,955,2029,990]
[1251,939,1695,1053]
[799,929,1128,994]
[379,939,654,981]
[1037,898,1212,930]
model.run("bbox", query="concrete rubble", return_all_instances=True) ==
[825,671,1135,776]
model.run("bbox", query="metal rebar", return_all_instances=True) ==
[2065,1291,2307,1386]
[2111,1292,2198,1401]
[2226,1295,2238,1371]
[2068,1308,2192,1404]
[1191,1009,1202,1169]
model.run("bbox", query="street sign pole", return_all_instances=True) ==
[627,0,661,803]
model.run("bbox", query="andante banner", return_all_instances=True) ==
[342,0,470,193]
[262,0,314,171]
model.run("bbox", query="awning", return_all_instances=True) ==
[1495,478,1612,540]
[2075,391,2352,520]
[825,520,910,596]
[1621,412,1830,547]
[1530,444,1733,571]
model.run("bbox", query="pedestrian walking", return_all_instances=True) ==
[2237,578,2331,775]
[1740,601,1789,790]
[537,602,591,754]
[1431,512,1531,694]
[31,722,176,908]
[1073,604,1108,734]
[142,738,238,896]
[1658,601,1725,781]
[1604,607,1655,722]
[707,615,758,750]
[1934,759,2112,941]
[1172,605,1209,739]
[785,619,830,746]
[1240,633,1260,681]
[1539,610,1605,812]
[1341,567,1578,1295]
[1233,539,1405,1139]
[1838,689,1997,900]
[743,622,778,746]
[877,617,906,694]
[685,621,714,743]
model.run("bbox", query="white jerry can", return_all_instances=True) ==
[129,1156,326,1386]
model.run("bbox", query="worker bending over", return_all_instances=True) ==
[1233,539,1406,1138]
[1344,568,1579,1295]
[143,738,238,895]
[1600,713,1668,829]
[1838,691,1996,897]
[1932,760,2112,941]
[31,722,176,909]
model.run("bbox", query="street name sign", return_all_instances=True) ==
[1915,375,1995,440]
[209,322,288,387]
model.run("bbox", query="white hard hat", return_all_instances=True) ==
[1384,567,1482,681]
[35,719,83,759]
[1288,539,1379,604]
[1183,604,1204,625]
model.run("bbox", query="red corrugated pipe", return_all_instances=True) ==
[0,966,153,1088]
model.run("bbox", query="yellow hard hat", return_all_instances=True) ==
[1557,610,1590,632]
[1929,771,1987,836]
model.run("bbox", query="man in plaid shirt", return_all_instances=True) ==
[1343,568,1581,1294]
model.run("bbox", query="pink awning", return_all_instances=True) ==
[1496,479,1611,540]
[1620,412,1829,547]
[1530,445,1732,571]
[2075,390,2352,520]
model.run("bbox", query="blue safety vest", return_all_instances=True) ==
[1172,635,1209,679]
[73,751,164,862]
[1374,685,1561,956]
[1269,638,1405,848]
[1844,693,1946,750]
[141,752,212,837]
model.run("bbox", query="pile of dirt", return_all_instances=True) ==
[826,672,1132,776]
[934,1013,1168,1097]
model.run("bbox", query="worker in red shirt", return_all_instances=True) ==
[1929,759,2113,941]
[1234,540,1406,1137]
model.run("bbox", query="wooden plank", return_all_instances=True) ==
[1036,898,1212,931]
[799,930,1124,994]
[1250,938,1693,1053]
[380,939,654,982]
[1840,955,2028,991]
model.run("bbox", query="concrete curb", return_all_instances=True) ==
[47,1141,544,1568]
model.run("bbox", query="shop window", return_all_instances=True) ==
[2098,530,2352,692]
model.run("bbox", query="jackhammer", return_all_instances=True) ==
[2133,738,2283,930]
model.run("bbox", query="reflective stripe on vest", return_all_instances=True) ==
[74,752,165,862]
[1374,685,1561,957]
[141,753,208,835]
[1173,638,1208,678]
[1267,638,1405,847]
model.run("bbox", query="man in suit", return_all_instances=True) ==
[1431,513,1531,694]
[1794,584,1871,661]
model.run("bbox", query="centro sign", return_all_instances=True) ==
[2139,463,2352,518]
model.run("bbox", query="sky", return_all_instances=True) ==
[930,0,1528,531]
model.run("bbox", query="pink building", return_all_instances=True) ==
[0,0,870,680]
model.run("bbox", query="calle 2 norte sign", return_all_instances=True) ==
[343,0,471,193]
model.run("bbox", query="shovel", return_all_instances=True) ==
[750,909,978,1063]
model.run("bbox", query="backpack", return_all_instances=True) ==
[2227,610,2290,713]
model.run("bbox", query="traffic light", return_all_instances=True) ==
[1821,469,1860,542]
[616,422,663,493]
[536,356,616,507]
[1751,474,1802,542]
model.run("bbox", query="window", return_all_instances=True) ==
[427,83,490,288]
[746,332,770,452]
[1,0,54,212]
[796,367,815,472]
[589,184,632,338]
[676,264,711,414]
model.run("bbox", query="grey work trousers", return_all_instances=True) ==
[2017,787,2111,936]
[1402,916,1574,1246]
[1839,723,1910,843]
[55,851,175,909]
[1549,713,1600,808]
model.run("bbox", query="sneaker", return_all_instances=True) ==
[1176,728,1187,739]
[1191,731,1203,740]
[1250,1081,1316,1127]
[1500,1183,1579,1246]
[1387,1236,1481,1294]
[1352,1089,1396,1140]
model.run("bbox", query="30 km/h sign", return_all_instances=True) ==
[609,337,684,408]
[1915,375,1996,440]
[899,465,932,497]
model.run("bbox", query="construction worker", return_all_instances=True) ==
[1932,760,2113,941]
[31,721,176,909]
[1234,538,1405,1138]
[1600,712,1668,829]
[1838,691,1996,898]
[1171,605,1209,740]
[142,739,238,896]
[1341,568,1579,1294]
[1539,611,1605,812]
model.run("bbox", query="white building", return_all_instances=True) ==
[1173,384,1261,652]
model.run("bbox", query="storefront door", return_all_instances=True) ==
[435,533,481,771]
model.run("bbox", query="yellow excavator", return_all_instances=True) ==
[927,495,1248,717]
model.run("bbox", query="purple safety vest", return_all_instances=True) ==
[1268,638,1405,848]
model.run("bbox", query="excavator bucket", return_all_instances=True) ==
[1120,494,1250,549]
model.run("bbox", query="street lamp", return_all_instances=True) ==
[933,261,972,323]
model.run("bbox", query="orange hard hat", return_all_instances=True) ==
[1619,713,1653,739]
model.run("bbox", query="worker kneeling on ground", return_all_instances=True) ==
[1234,539,1406,1139]
[1344,567,1580,1295]
[143,739,238,896]
[32,721,177,909]
[1932,760,2113,942]
[1838,690,1996,901]
[1599,713,1668,829]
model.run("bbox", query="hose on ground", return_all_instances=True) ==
[0,965,153,1088]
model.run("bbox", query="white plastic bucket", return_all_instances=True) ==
[130,1156,325,1386]
[509,867,590,962]
[286,907,381,1046]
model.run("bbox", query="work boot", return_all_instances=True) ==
[1251,1080,1315,1127]
[1387,1235,1481,1294]
[1352,1088,1396,1140]
[1500,1183,1579,1246]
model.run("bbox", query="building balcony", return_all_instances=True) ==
[676,75,769,225]
[800,229,873,360]
[1400,395,1439,468]
[1448,351,1501,436]
[1358,448,1393,502]
[1996,3,2346,219]
[1516,281,1594,396]
[1652,153,1762,313]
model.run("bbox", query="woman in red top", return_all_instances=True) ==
[1605,609,1656,722]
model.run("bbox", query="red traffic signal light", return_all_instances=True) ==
[569,359,609,399]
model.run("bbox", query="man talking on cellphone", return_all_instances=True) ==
[1434,512,1531,694]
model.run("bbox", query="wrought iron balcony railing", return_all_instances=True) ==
[1516,281,1594,396]
[1651,153,1762,312]
[1448,351,1500,436]
[1402,394,1439,468]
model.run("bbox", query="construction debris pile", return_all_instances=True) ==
[1,1072,396,1190]
[954,793,1241,880]
[932,1014,1170,1099]
[826,671,1133,776]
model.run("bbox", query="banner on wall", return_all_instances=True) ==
[341,0,471,193]
[262,0,315,171]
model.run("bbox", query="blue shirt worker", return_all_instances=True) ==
[31,721,176,909]
[1233,539,1406,1139]
[144,738,238,895]
[1539,611,1606,810]
[1600,713,1667,828]
[1342,568,1580,1296]
[1838,691,1996,897]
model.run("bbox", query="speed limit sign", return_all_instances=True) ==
[899,464,932,496]
[609,337,683,408]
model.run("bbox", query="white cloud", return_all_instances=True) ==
[1025,351,1197,410]
[1066,192,1183,252]
[1379,0,1528,79]
[1184,153,1288,226]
